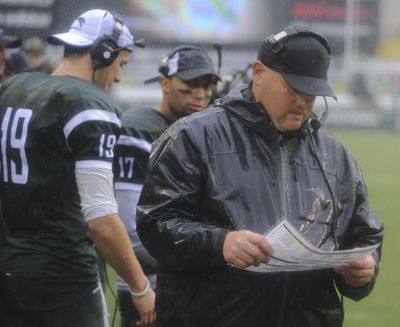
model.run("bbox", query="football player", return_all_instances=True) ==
[0,9,155,327]
[113,45,220,327]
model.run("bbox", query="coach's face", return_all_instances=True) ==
[94,50,131,90]
[252,60,315,132]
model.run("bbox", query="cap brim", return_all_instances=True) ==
[0,35,22,48]
[177,68,221,82]
[282,73,337,100]
[143,76,161,85]
[47,32,93,47]
[144,68,222,85]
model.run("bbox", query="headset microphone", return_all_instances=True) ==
[111,39,147,54]
[320,96,329,123]
[306,96,338,251]
[212,43,222,76]
[133,38,146,48]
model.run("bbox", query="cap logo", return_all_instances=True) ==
[77,17,85,28]
[167,52,179,76]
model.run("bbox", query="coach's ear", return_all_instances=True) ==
[252,60,267,88]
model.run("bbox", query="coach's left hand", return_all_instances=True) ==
[334,254,375,287]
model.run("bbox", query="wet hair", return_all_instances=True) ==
[63,45,91,58]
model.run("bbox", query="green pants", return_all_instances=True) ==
[0,283,108,327]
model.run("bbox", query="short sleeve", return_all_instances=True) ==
[63,108,121,170]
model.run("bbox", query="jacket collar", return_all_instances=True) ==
[215,83,321,141]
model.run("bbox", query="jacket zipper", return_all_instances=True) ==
[278,134,289,220]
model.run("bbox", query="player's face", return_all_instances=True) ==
[252,61,315,132]
[164,75,213,121]
[94,50,130,90]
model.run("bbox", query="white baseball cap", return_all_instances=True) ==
[47,9,134,51]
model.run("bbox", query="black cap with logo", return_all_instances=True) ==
[144,45,221,84]
[257,24,337,100]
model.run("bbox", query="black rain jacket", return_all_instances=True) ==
[137,84,384,327]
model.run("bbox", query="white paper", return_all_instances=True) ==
[245,220,379,273]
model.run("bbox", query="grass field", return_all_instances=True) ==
[331,129,400,327]
[105,129,400,327]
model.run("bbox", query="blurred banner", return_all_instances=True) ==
[286,0,379,55]
[0,0,378,54]
[0,0,56,38]
[114,0,275,45]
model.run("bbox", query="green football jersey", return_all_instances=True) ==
[0,72,121,309]
[114,106,171,190]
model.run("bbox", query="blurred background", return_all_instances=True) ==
[2,0,400,129]
[1,1,399,326]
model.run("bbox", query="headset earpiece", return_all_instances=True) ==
[90,12,123,70]
[90,37,119,69]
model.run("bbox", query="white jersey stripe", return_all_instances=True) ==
[75,160,112,170]
[114,182,143,192]
[63,109,121,140]
[97,281,110,327]
[117,135,152,152]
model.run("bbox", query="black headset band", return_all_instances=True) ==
[266,25,331,55]
[110,12,123,42]
[167,45,201,57]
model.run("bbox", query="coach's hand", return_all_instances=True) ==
[334,254,375,287]
[132,288,156,326]
[223,230,273,268]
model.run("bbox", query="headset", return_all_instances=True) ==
[90,12,124,70]
[266,25,339,250]
[158,45,202,76]
[266,24,331,56]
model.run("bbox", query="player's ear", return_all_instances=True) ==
[159,76,170,94]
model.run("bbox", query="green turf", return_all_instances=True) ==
[106,129,399,326]
[104,266,121,326]
[330,129,400,327]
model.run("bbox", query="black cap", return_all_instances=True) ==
[0,28,22,48]
[144,45,221,84]
[257,24,337,100]
[5,50,31,75]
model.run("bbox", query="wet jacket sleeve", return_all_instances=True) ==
[136,121,230,272]
[334,155,384,301]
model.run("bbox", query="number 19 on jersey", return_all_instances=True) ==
[0,107,32,184]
